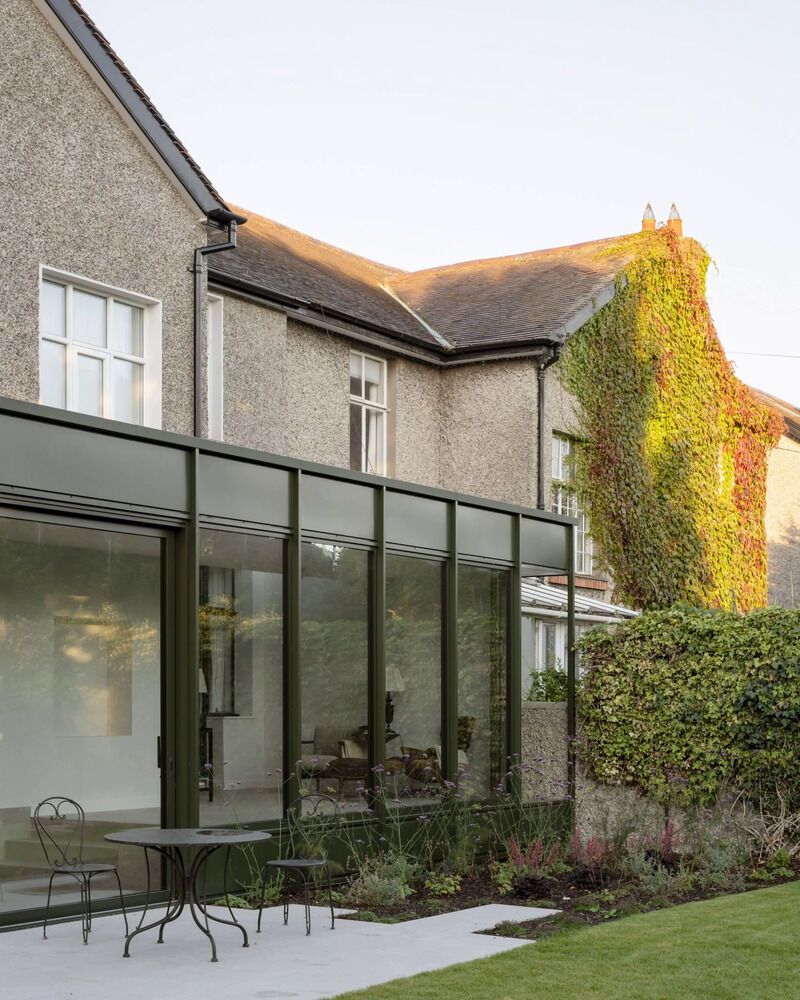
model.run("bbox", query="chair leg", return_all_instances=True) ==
[80,877,89,945]
[86,875,93,934]
[43,872,57,940]
[325,865,335,930]
[257,871,268,934]
[303,876,311,936]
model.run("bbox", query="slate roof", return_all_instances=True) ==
[210,207,636,358]
[52,1,635,358]
[751,388,800,442]
[391,238,634,351]
[209,209,438,348]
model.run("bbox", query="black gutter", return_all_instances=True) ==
[193,219,240,436]
[208,268,561,367]
[537,346,562,509]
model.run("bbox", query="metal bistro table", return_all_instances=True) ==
[105,828,271,962]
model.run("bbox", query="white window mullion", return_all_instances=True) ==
[39,267,161,429]
[65,342,75,411]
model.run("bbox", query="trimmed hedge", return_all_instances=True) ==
[579,606,800,809]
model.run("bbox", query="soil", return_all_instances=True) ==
[328,864,800,940]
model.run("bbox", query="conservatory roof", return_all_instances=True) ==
[521,580,637,620]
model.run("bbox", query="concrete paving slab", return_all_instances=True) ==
[0,901,556,1000]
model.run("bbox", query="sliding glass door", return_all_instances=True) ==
[0,513,164,918]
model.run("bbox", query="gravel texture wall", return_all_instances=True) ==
[0,0,205,434]
[521,701,665,836]
[439,359,539,507]
[765,433,800,608]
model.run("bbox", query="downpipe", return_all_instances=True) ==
[193,214,240,437]
[536,346,562,509]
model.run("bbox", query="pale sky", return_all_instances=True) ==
[84,0,800,406]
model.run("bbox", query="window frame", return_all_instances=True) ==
[38,266,162,429]
[349,350,389,476]
[207,294,224,441]
[551,432,594,575]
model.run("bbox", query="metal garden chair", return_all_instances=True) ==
[257,792,340,936]
[33,796,128,944]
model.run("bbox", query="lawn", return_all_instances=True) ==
[334,882,800,1000]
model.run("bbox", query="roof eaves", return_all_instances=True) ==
[558,276,622,341]
[43,0,240,222]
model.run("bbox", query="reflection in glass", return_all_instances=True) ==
[41,281,66,338]
[76,353,103,416]
[112,358,142,424]
[457,565,508,799]
[386,555,444,797]
[40,339,66,408]
[73,289,106,347]
[199,531,284,825]
[111,301,143,356]
[0,516,161,915]
[301,543,369,805]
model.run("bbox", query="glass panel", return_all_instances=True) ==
[73,289,107,348]
[75,353,103,416]
[457,565,508,799]
[542,622,557,669]
[40,339,66,408]
[349,352,362,397]
[386,555,444,801]
[551,435,561,480]
[111,301,143,356]
[41,281,66,339]
[365,407,385,474]
[112,359,143,424]
[576,509,593,574]
[0,516,162,916]
[523,618,569,801]
[349,402,363,471]
[199,531,284,825]
[301,542,369,809]
[364,357,383,404]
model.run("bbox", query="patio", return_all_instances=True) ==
[1,901,557,1000]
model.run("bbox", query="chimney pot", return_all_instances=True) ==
[641,203,656,232]
[666,203,683,237]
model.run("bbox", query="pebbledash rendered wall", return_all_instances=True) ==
[522,701,667,836]
[765,432,800,608]
[0,0,205,436]
[1,0,601,562]
[217,291,578,510]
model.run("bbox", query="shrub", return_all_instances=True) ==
[579,606,800,811]
[526,667,569,702]
[345,851,420,907]
[423,871,462,897]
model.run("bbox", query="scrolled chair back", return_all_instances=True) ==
[286,792,342,860]
[33,797,86,869]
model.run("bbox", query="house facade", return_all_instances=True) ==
[5,0,785,934]
[0,0,582,929]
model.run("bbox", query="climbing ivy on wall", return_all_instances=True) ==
[559,228,782,611]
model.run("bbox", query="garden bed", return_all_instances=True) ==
[329,858,800,939]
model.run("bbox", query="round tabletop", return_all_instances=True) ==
[104,827,272,848]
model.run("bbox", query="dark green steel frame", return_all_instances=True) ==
[0,397,577,929]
